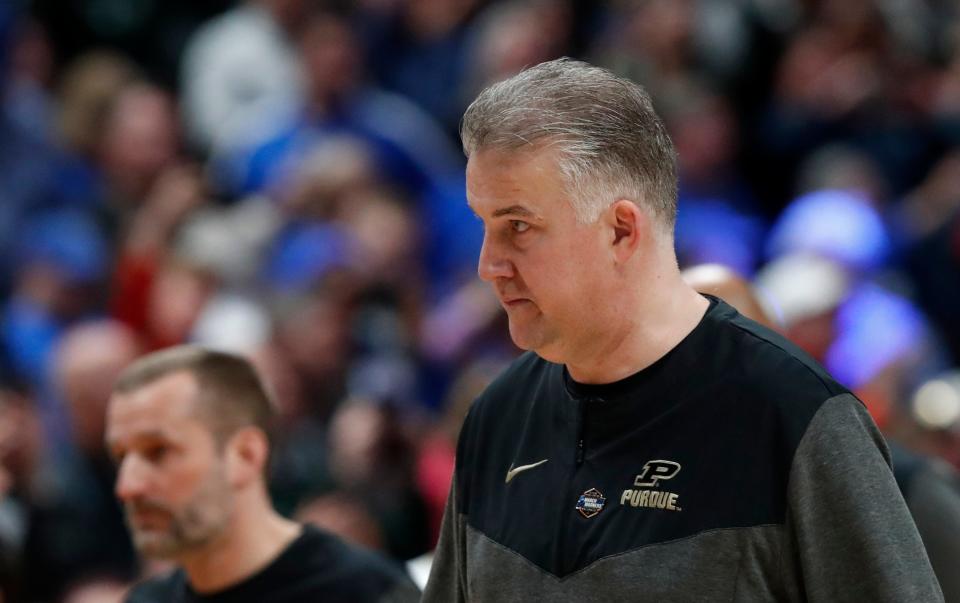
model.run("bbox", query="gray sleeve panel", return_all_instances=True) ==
[422,474,468,603]
[782,394,944,603]
[907,462,960,603]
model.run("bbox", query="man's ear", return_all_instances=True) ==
[225,427,269,488]
[607,199,644,263]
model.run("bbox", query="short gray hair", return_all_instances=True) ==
[461,58,677,227]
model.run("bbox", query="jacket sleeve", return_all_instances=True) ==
[781,394,944,602]
[421,472,468,602]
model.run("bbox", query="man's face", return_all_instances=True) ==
[105,372,232,559]
[467,147,611,362]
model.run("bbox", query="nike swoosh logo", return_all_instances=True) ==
[505,459,549,484]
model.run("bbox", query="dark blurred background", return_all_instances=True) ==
[1,0,960,601]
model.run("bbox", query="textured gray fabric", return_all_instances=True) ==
[423,394,944,602]
[780,394,943,602]
[460,524,783,602]
[423,475,468,601]
[905,460,960,602]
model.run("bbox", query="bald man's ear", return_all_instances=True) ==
[607,199,644,263]
[225,427,269,488]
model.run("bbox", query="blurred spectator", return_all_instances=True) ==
[0,386,41,602]
[109,162,208,349]
[795,144,890,205]
[280,135,378,221]
[680,264,775,329]
[414,358,505,546]
[30,0,233,89]
[176,196,282,289]
[140,258,216,351]
[669,86,766,274]
[21,321,141,602]
[460,0,571,108]
[327,398,429,561]
[221,3,460,201]
[180,0,308,156]
[272,285,354,422]
[896,149,960,240]
[251,343,334,517]
[0,6,86,298]
[757,251,943,428]
[364,0,484,133]
[905,371,960,469]
[766,188,891,274]
[6,16,55,142]
[907,209,960,366]
[295,492,385,552]
[755,0,933,204]
[888,441,960,603]
[592,0,749,112]
[96,83,182,223]
[61,578,129,603]
[756,252,849,360]
[57,51,140,164]
[0,209,110,390]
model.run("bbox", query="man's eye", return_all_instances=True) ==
[510,220,530,233]
[143,445,169,463]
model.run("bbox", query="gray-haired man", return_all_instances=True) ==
[423,58,943,602]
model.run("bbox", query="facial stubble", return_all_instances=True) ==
[125,461,233,559]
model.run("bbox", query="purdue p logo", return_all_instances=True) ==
[633,460,681,487]
[622,460,683,512]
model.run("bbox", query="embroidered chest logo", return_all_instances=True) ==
[620,460,682,512]
[575,488,606,518]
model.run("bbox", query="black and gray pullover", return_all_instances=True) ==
[424,298,943,602]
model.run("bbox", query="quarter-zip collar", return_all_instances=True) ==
[562,296,726,445]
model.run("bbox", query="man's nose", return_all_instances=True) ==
[115,456,149,502]
[477,235,513,282]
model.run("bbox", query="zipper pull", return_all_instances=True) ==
[576,438,584,465]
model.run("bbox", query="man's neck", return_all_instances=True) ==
[564,266,710,385]
[179,506,302,594]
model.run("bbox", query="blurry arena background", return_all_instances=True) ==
[0,0,959,601]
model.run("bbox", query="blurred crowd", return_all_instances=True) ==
[1,0,960,601]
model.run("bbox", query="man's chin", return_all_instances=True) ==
[506,322,535,351]
[507,322,556,357]
[131,531,184,559]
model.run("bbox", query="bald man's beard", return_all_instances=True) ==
[123,466,233,559]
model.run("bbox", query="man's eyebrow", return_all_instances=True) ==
[105,428,171,450]
[491,205,538,219]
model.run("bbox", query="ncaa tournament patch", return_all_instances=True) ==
[576,488,606,518]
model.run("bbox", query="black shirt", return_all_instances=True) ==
[126,525,420,603]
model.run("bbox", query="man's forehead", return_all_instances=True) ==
[467,145,559,175]
[109,371,200,422]
[466,147,562,217]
